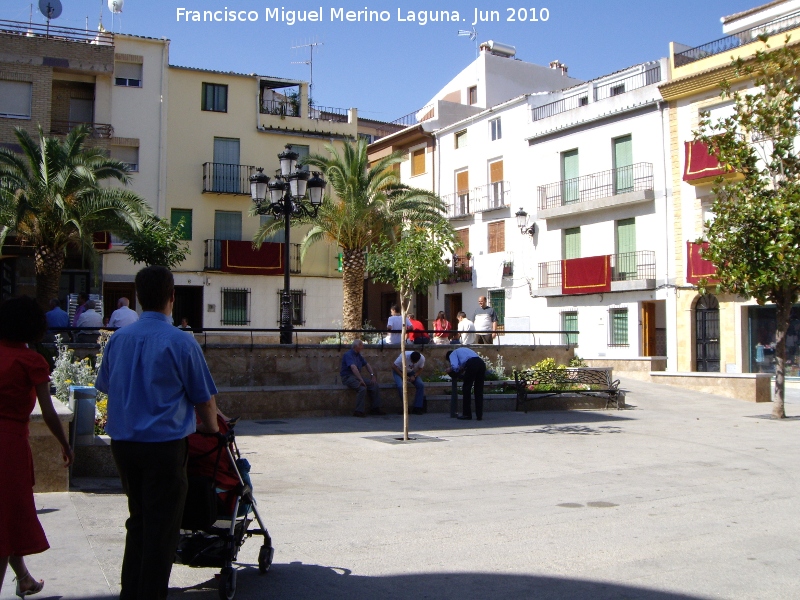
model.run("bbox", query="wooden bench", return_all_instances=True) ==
[513,367,624,411]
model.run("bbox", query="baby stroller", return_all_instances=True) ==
[174,416,274,600]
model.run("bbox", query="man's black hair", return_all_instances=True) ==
[0,296,47,343]
[135,265,174,312]
[445,350,453,360]
[410,351,421,362]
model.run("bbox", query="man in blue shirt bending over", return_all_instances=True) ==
[96,265,219,600]
[446,347,487,421]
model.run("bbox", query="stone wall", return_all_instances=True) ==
[30,399,73,493]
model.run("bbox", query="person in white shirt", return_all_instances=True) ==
[385,304,411,345]
[108,297,139,329]
[75,300,103,342]
[392,351,426,415]
[473,296,498,344]
[456,312,476,345]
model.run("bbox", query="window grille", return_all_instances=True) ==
[561,311,578,346]
[489,290,505,326]
[609,308,629,347]
[276,289,306,325]
[221,288,250,325]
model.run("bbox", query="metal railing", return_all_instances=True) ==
[202,163,256,195]
[289,243,301,274]
[50,120,113,138]
[675,11,800,67]
[443,181,511,218]
[611,250,656,281]
[0,19,113,44]
[260,99,300,117]
[443,255,473,284]
[204,239,300,273]
[308,104,349,123]
[391,105,434,127]
[443,191,472,218]
[538,260,562,288]
[538,163,654,210]
[531,94,588,121]
[593,65,662,101]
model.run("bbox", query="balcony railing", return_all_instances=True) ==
[391,105,434,127]
[674,11,800,67]
[50,120,113,138]
[538,163,654,210]
[205,239,301,273]
[532,94,588,121]
[443,255,472,284]
[538,250,656,289]
[593,66,662,101]
[260,99,300,117]
[0,19,112,44]
[202,163,256,195]
[308,104,349,123]
[444,181,511,218]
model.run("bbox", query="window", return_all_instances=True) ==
[489,160,504,207]
[411,147,425,176]
[293,144,310,171]
[610,84,625,97]
[489,117,502,141]
[277,289,305,325]
[454,130,468,149]
[467,85,478,105]
[456,170,469,215]
[488,221,505,254]
[561,149,579,204]
[214,211,242,241]
[455,228,470,258]
[171,209,193,241]
[489,290,505,326]
[561,311,578,346]
[579,96,589,107]
[0,80,32,118]
[563,227,581,259]
[609,308,629,346]
[222,288,250,325]
[115,62,142,87]
[110,145,139,172]
[202,83,228,112]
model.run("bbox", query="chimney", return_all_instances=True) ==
[549,60,568,76]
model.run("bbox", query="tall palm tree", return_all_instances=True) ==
[0,126,151,307]
[254,138,446,332]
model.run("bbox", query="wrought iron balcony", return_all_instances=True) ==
[538,251,656,289]
[0,19,112,44]
[390,105,434,127]
[538,163,654,211]
[308,104,349,123]
[538,260,562,288]
[202,163,256,195]
[444,181,511,218]
[50,120,113,138]
[260,99,300,117]
[443,255,472,284]
[674,11,800,67]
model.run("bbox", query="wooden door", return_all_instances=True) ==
[641,302,656,357]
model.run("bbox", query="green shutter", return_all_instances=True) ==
[561,149,579,204]
[615,218,636,279]
[170,209,192,241]
[610,309,629,346]
[564,227,581,260]
[214,211,242,241]
[489,290,505,326]
[613,135,633,193]
[562,311,578,346]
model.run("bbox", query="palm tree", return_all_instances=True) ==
[254,138,447,333]
[0,126,151,307]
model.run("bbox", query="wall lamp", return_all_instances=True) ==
[515,207,536,237]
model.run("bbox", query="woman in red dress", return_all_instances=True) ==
[432,311,452,345]
[0,297,74,597]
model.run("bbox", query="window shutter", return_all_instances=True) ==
[456,171,469,192]
[412,148,425,175]
[564,227,581,259]
[456,228,470,256]
[488,222,505,254]
[489,160,503,183]
[0,81,32,117]
[115,62,142,80]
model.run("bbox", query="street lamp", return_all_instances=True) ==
[515,207,536,237]
[250,144,326,344]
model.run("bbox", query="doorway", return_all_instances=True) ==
[444,293,462,324]
[173,286,204,332]
[102,282,136,320]
[695,294,720,372]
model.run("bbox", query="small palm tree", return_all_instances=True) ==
[0,126,151,307]
[254,138,447,332]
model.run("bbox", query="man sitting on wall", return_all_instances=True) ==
[340,339,384,418]
[392,350,426,415]
[457,312,476,345]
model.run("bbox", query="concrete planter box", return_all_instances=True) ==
[30,399,73,493]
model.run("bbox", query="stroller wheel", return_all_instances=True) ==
[218,566,237,600]
[258,544,274,574]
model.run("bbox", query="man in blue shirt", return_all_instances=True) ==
[96,266,219,600]
[45,298,69,330]
[446,347,487,421]
[340,339,383,417]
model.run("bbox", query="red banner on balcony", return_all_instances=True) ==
[561,255,611,295]
[93,231,111,250]
[683,140,728,183]
[220,240,283,275]
[686,241,719,285]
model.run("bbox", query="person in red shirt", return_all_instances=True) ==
[406,313,430,345]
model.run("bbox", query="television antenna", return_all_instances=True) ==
[38,0,62,36]
[291,40,323,102]
[108,0,123,33]
[457,27,479,57]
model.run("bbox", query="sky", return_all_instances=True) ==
[4,0,760,122]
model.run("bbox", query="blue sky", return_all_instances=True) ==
[6,0,758,121]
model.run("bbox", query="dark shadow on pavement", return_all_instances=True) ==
[168,561,712,600]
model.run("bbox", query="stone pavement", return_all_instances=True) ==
[4,378,800,600]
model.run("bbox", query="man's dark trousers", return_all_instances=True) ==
[462,356,486,419]
[111,438,189,600]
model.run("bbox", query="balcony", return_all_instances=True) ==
[537,251,656,296]
[444,181,511,219]
[50,120,113,139]
[443,255,472,284]
[204,239,299,275]
[260,99,300,118]
[0,19,112,45]
[308,104,349,123]
[537,163,654,220]
[674,11,800,67]
[202,163,256,195]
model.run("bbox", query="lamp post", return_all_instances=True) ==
[250,144,326,344]
[515,207,536,237]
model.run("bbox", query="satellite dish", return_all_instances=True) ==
[38,0,62,20]
[108,0,124,14]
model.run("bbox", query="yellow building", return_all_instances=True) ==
[660,1,800,374]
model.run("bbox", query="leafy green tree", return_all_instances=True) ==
[368,220,457,439]
[123,216,190,268]
[254,139,446,333]
[695,35,800,418]
[0,126,151,307]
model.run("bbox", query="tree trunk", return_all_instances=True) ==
[341,249,366,338]
[399,287,413,441]
[773,292,791,419]
[34,245,65,311]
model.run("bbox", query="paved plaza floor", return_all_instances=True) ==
[3,378,800,599]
